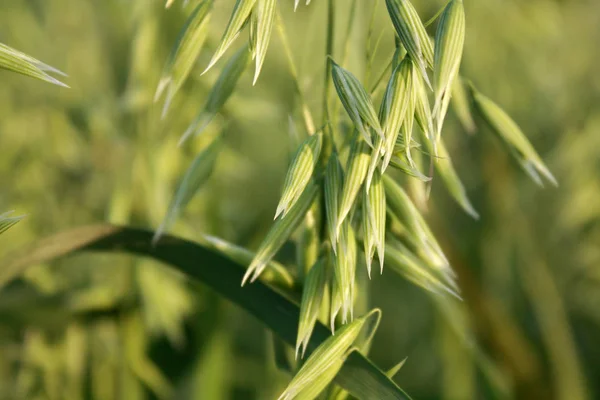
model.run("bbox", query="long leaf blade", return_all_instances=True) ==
[0,225,412,400]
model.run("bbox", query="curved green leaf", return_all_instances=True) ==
[0,224,411,400]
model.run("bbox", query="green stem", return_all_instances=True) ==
[0,225,412,399]
[321,0,336,161]
[331,0,358,130]
[316,0,337,260]
[424,1,448,28]
[369,55,394,96]
[364,0,381,86]
[276,13,316,134]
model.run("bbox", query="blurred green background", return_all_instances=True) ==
[1,0,599,399]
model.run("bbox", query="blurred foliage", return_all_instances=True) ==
[0,0,599,399]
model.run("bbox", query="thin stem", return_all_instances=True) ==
[340,0,358,66]
[322,0,335,127]
[276,12,316,134]
[424,1,448,28]
[317,0,337,255]
[331,0,358,133]
[364,0,381,86]
[321,0,336,161]
[369,55,394,96]
[365,28,386,89]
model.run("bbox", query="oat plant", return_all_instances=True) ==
[2,0,588,399]
[150,0,555,397]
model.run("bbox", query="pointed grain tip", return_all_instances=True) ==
[252,64,261,86]
[467,208,480,220]
[201,57,218,76]
[241,266,255,286]
[178,127,194,147]
[50,77,70,88]
[543,168,559,188]
[274,203,286,220]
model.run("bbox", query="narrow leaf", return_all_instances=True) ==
[0,225,412,400]
[198,233,294,288]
